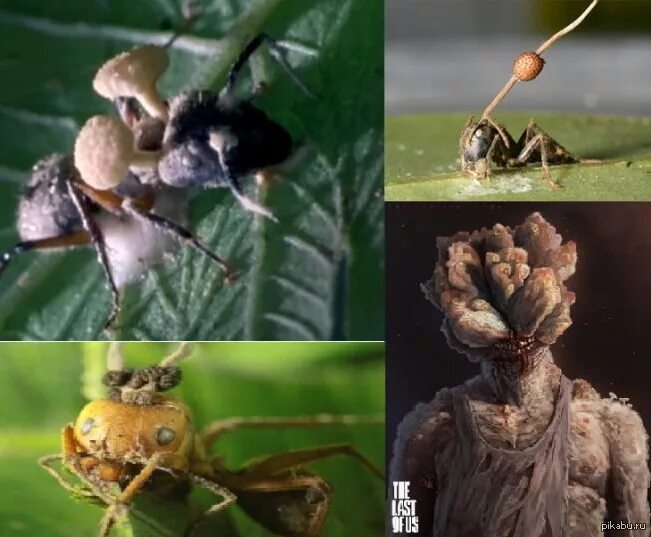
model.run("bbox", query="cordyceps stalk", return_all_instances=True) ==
[481,0,598,120]
[421,213,577,364]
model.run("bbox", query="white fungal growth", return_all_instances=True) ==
[97,187,189,288]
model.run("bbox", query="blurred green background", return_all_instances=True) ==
[0,342,385,536]
[0,0,384,341]
[387,0,651,115]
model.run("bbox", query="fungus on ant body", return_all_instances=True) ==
[0,20,313,331]
[459,0,599,187]
[39,344,383,537]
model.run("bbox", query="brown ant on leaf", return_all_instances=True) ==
[39,344,383,537]
[460,0,599,188]
[0,6,313,332]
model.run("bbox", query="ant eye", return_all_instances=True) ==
[156,427,176,445]
[80,417,96,435]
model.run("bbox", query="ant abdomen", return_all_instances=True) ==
[17,154,84,241]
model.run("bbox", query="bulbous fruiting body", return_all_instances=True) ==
[513,51,545,82]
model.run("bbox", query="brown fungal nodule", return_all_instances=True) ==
[513,51,545,82]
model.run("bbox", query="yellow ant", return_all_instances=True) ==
[39,344,383,536]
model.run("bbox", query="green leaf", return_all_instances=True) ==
[385,112,651,201]
[0,342,385,537]
[0,0,383,340]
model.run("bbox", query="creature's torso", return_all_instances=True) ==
[431,379,610,537]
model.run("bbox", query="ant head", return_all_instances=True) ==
[460,119,495,165]
[71,343,195,461]
[73,397,194,462]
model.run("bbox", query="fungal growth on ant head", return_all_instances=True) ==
[389,212,650,537]
[459,0,599,187]
[39,343,384,537]
[0,6,315,332]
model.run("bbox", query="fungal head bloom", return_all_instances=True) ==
[422,212,576,362]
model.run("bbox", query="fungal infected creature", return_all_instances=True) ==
[459,1,599,186]
[40,345,383,537]
[0,152,227,331]
[459,117,578,188]
[390,213,650,537]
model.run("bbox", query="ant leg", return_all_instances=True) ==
[182,473,237,537]
[517,120,578,164]
[481,134,501,179]
[0,231,90,275]
[458,116,475,165]
[219,472,332,537]
[200,414,383,449]
[120,199,236,281]
[77,181,235,280]
[484,117,512,150]
[224,33,314,99]
[517,133,561,189]
[243,443,383,480]
[73,182,153,215]
[118,452,187,504]
[38,455,97,498]
[40,426,117,505]
[164,0,202,49]
[66,180,122,332]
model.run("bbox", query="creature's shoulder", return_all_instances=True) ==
[390,387,458,479]
[570,378,648,447]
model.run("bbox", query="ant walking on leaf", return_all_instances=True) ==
[460,0,600,188]
[39,344,383,536]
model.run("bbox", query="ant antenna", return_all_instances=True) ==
[223,33,316,100]
[164,0,202,49]
[481,0,598,120]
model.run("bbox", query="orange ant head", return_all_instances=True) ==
[73,397,194,464]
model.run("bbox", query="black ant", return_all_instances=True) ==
[0,18,312,332]
[459,0,598,187]
[459,117,578,188]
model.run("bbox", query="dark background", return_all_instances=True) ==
[386,202,651,461]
